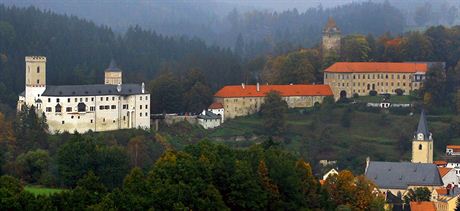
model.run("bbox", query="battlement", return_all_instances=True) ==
[25,56,47,62]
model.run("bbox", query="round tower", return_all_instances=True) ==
[25,56,47,105]
[104,59,122,85]
[322,17,341,56]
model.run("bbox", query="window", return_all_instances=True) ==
[37,79,40,84]
[68,98,70,103]
[91,97,94,102]
[62,121,65,124]
[46,107,52,112]
[79,98,82,102]
[386,74,388,79]
[100,97,103,101]
[140,105,143,109]
[419,144,422,150]
[111,105,116,109]
[75,98,77,102]
[55,104,62,112]
[66,107,72,112]
[99,105,104,110]
[71,116,74,119]
[56,98,60,103]
[90,119,93,123]
[140,96,143,100]
[104,105,109,109]
[146,105,148,109]
[112,97,115,101]
[77,103,86,112]
[403,75,406,79]
[123,104,128,109]
[48,98,51,103]
[37,66,40,73]
[123,116,126,121]
[140,113,142,117]
[103,118,106,122]
[145,112,148,116]
[90,106,95,111]
[85,98,88,102]
[106,97,109,101]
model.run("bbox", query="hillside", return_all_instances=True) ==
[162,105,459,173]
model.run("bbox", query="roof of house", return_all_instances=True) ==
[42,84,146,97]
[409,201,436,211]
[447,145,460,150]
[416,110,430,138]
[365,161,443,189]
[208,102,223,109]
[438,167,452,177]
[214,84,333,98]
[434,160,448,166]
[197,111,221,120]
[324,62,428,73]
[435,188,449,195]
[105,59,122,72]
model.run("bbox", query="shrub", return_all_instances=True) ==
[369,90,377,96]
[352,93,359,99]
[395,89,404,96]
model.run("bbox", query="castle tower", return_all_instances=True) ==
[25,56,47,105]
[411,110,433,163]
[104,59,122,85]
[322,17,341,57]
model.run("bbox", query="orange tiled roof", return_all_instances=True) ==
[436,188,448,195]
[208,102,223,109]
[214,84,333,98]
[438,167,452,177]
[386,38,402,46]
[410,201,436,211]
[447,145,460,149]
[324,62,428,73]
[319,180,325,185]
[434,160,448,166]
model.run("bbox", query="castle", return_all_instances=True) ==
[17,56,150,134]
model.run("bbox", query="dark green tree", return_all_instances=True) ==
[148,70,183,114]
[404,187,431,203]
[260,91,288,137]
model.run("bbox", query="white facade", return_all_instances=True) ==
[209,107,224,123]
[197,110,221,129]
[18,56,150,134]
[440,168,459,187]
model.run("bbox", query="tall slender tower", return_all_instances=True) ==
[24,56,47,105]
[322,17,341,57]
[411,110,433,163]
[104,59,122,85]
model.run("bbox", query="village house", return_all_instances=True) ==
[324,62,428,100]
[17,56,150,134]
[213,83,333,120]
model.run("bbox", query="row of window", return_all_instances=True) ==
[47,95,149,103]
[60,112,149,125]
[326,73,412,80]
[336,82,409,88]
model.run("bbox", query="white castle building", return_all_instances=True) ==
[17,56,150,134]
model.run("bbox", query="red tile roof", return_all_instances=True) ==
[214,84,333,98]
[434,160,447,166]
[438,167,452,177]
[324,62,428,73]
[447,145,460,152]
[208,102,223,109]
[410,201,436,211]
[435,188,448,195]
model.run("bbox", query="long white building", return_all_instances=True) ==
[17,56,150,134]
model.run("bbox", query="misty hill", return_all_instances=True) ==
[0,5,242,106]
[2,0,457,58]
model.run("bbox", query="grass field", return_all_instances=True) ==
[25,186,64,195]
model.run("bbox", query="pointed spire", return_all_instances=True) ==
[324,17,340,33]
[416,110,430,138]
[105,59,122,72]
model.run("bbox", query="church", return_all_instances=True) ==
[17,56,150,134]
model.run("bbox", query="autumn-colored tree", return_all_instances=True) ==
[258,160,280,199]
[295,159,322,208]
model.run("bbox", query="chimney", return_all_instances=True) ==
[256,82,260,92]
[117,83,122,93]
[141,82,145,93]
[241,83,245,89]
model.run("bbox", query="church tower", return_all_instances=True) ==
[322,17,341,57]
[104,59,122,85]
[411,110,433,163]
[24,56,47,106]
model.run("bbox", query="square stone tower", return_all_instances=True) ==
[25,56,47,105]
[104,59,122,85]
[322,17,341,57]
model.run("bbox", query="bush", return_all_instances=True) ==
[395,89,404,96]
[352,93,359,99]
[369,90,377,96]
[389,107,411,115]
